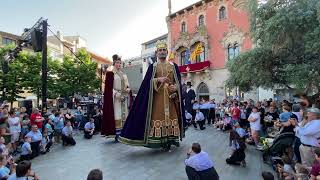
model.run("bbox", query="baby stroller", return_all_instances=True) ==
[262,132,296,170]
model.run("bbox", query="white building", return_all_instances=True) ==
[47,31,87,61]
[141,34,168,77]
[122,56,143,94]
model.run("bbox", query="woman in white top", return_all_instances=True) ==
[8,111,21,153]
[248,107,261,148]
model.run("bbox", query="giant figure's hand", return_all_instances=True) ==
[168,84,177,92]
[157,77,169,83]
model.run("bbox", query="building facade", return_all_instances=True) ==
[167,0,252,102]
[47,31,88,61]
[122,56,143,94]
[0,31,20,47]
[141,34,168,77]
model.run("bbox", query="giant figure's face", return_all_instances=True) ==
[156,48,168,60]
[114,60,122,70]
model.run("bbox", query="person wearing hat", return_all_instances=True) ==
[119,40,186,151]
[101,54,131,142]
[185,82,196,120]
[291,107,320,167]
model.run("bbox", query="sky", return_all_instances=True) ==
[0,0,199,59]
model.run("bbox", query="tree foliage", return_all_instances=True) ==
[0,46,100,105]
[226,0,320,97]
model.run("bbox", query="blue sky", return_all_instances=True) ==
[0,0,198,59]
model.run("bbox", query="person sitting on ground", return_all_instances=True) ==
[221,114,232,131]
[84,118,95,139]
[185,110,192,127]
[185,143,219,180]
[40,128,52,154]
[0,155,10,179]
[0,137,8,157]
[87,169,103,180]
[261,171,274,180]
[226,130,246,167]
[20,136,32,161]
[195,109,205,130]
[233,122,246,145]
[62,120,76,146]
[8,160,39,180]
[25,125,42,158]
[310,148,320,180]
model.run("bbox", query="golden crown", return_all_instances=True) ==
[156,40,167,50]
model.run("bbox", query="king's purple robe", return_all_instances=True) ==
[119,62,186,147]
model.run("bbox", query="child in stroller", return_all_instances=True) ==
[262,132,296,171]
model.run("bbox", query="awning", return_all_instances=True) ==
[179,61,210,74]
[26,96,37,100]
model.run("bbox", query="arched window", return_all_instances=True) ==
[181,22,186,32]
[180,50,187,65]
[197,82,210,101]
[219,6,226,20]
[198,15,205,26]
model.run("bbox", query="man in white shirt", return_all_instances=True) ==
[292,108,320,167]
[195,109,205,130]
[185,143,219,180]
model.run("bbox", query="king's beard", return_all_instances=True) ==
[158,54,167,60]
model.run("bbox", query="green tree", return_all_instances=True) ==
[0,45,25,106]
[226,0,320,98]
[0,47,100,105]
[54,48,100,98]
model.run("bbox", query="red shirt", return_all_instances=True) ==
[231,107,241,120]
[30,113,43,129]
[311,161,320,176]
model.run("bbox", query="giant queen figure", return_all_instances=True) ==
[101,54,131,142]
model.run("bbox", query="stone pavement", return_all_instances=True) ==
[31,126,273,180]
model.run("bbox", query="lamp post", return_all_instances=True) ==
[41,20,48,114]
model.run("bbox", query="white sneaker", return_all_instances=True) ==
[256,145,264,151]
[217,128,221,131]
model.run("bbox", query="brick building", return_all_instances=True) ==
[167,0,251,101]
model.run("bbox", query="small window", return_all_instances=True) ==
[219,6,226,20]
[180,50,187,65]
[181,22,186,32]
[228,44,234,60]
[234,43,240,57]
[2,38,15,45]
[228,43,240,60]
[198,15,205,26]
